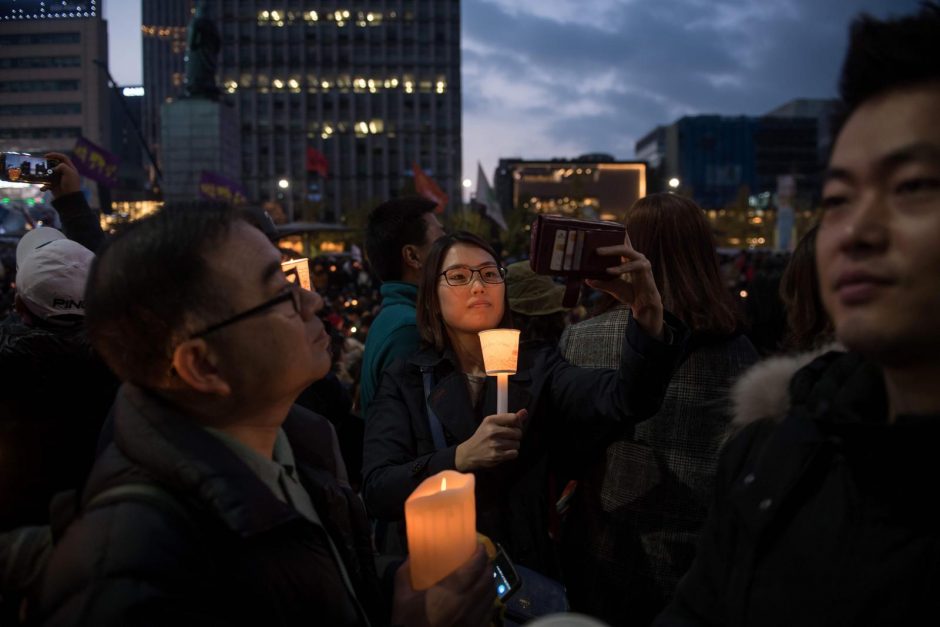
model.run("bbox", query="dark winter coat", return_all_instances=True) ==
[363,314,687,575]
[656,350,940,627]
[37,384,384,627]
[558,305,759,626]
[0,320,118,529]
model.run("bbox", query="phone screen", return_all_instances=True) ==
[493,545,521,601]
[1,153,56,184]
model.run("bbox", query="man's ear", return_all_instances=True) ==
[171,339,232,396]
[401,244,423,271]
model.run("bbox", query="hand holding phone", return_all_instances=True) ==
[40,151,82,198]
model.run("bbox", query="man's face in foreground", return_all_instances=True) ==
[817,84,940,365]
[202,221,333,404]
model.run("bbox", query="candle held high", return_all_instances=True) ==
[478,328,520,414]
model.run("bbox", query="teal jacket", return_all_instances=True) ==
[360,282,421,418]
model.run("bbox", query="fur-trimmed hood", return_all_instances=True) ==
[731,343,845,430]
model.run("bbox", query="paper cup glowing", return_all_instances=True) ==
[405,470,477,590]
[478,329,520,375]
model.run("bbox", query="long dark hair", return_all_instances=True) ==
[416,231,512,352]
[625,193,741,336]
[780,224,833,352]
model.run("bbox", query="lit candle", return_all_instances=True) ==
[405,470,477,590]
[478,328,520,414]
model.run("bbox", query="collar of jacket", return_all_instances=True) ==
[729,351,887,530]
[406,343,537,442]
[378,281,418,307]
[106,383,338,537]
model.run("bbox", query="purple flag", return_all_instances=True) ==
[71,136,120,187]
[198,171,248,205]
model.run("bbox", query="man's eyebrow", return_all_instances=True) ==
[822,167,853,186]
[876,142,940,175]
[823,143,940,187]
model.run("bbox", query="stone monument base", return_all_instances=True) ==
[160,98,240,203]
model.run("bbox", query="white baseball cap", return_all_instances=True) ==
[15,230,94,322]
[15,226,67,268]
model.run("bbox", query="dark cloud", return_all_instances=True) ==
[462,0,922,185]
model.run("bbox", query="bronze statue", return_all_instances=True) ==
[183,1,221,99]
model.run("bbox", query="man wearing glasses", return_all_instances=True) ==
[36,206,495,626]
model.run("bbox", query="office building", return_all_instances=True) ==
[635,107,827,209]
[0,1,109,159]
[142,0,462,222]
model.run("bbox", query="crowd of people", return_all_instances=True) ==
[0,6,938,626]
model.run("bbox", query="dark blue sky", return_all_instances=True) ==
[103,0,920,186]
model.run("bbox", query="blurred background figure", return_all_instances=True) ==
[559,192,758,626]
[505,261,569,346]
[778,223,835,353]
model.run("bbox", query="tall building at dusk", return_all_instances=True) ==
[0,1,109,158]
[142,1,462,222]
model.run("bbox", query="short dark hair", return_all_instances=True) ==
[839,4,940,117]
[85,205,240,385]
[416,231,512,353]
[365,197,437,282]
[625,193,740,336]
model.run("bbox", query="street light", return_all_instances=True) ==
[462,178,472,188]
[277,179,293,222]
[668,177,680,189]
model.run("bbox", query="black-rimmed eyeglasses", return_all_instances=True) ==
[190,285,302,338]
[439,265,507,287]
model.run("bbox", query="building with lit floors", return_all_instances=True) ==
[0,1,109,225]
[0,1,109,161]
[142,0,462,222]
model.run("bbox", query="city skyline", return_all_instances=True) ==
[103,0,918,190]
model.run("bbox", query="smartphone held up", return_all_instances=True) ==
[1,152,60,185]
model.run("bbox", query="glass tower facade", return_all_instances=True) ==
[143,0,461,222]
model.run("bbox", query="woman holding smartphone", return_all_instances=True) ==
[362,230,686,575]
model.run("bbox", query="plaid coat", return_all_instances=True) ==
[559,305,758,627]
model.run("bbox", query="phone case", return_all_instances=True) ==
[528,214,625,307]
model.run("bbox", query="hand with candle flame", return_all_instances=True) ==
[455,409,527,471]
[586,228,665,339]
[391,544,497,627]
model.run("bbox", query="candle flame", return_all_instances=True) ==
[441,477,447,491]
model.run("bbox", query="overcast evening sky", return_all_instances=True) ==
[102,0,921,189]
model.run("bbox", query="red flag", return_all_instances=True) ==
[412,161,448,214]
[306,147,329,178]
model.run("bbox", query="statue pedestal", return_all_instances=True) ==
[160,98,240,203]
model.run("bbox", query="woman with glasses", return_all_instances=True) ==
[362,231,687,576]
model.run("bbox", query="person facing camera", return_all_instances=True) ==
[362,230,687,576]
[558,193,758,626]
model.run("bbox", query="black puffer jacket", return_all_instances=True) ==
[37,384,384,627]
[363,314,687,575]
[656,351,940,627]
[0,319,117,529]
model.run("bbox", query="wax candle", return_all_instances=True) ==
[405,470,477,590]
[478,328,520,414]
